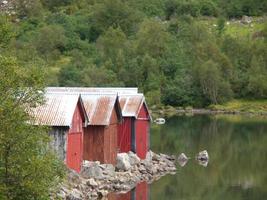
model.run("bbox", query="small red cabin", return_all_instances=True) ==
[81,94,122,165]
[31,93,88,172]
[118,94,151,159]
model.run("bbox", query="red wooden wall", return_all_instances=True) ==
[83,107,118,164]
[118,117,132,153]
[135,182,149,200]
[135,105,150,159]
[66,103,84,172]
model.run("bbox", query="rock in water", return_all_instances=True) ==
[198,159,209,167]
[177,153,188,167]
[196,150,209,161]
[116,153,131,171]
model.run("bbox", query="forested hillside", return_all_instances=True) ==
[1,0,267,107]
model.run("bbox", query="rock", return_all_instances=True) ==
[152,153,161,161]
[116,153,131,171]
[68,169,82,184]
[100,164,115,177]
[86,178,98,188]
[177,153,188,167]
[145,150,154,162]
[66,189,83,200]
[98,190,108,197]
[81,161,104,179]
[241,15,252,24]
[128,151,140,166]
[196,150,209,161]
[198,159,208,167]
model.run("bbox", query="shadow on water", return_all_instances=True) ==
[109,114,267,200]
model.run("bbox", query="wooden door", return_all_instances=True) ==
[66,132,82,172]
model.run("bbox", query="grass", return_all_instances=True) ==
[198,16,266,39]
[209,99,267,113]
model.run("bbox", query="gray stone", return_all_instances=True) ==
[66,189,83,200]
[101,164,115,177]
[241,15,252,24]
[81,162,104,179]
[128,151,140,166]
[145,150,154,162]
[86,178,98,188]
[196,150,209,161]
[116,153,131,171]
[177,153,188,167]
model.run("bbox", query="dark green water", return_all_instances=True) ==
[150,114,267,200]
[110,114,267,200]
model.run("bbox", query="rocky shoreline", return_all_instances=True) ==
[151,107,267,119]
[52,151,176,200]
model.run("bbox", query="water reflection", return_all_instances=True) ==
[109,182,149,200]
[150,114,267,200]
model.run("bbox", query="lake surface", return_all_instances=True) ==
[112,114,267,200]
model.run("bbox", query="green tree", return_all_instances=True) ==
[92,0,141,36]
[198,60,232,104]
[96,27,127,65]
[0,56,64,200]
[136,19,170,58]
[34,25,67,60]
[0,17,15,49]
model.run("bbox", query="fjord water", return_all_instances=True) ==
[150,114,267,200]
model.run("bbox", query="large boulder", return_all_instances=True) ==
[128,151,140,166]
[116,153,131,171]
[81,161,104,179]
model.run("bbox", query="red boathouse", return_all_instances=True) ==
[81,93,122,165]
[118,94,151,159]
[31,93,88,172]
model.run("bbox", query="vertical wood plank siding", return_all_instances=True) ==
[135,105,150,159]
[118,117,132,153]
[66,103,84,172]
[83,107,118,164]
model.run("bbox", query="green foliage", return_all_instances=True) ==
[34,25,67,59]
[0,56,65,200]
[92,0,141,36]
[0,17,15,49]
[1,0,267,108]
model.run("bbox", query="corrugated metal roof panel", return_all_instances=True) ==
[46,87,138,94]
[81,94,118,126]
[119,94,144,118]
[31,93,80,126]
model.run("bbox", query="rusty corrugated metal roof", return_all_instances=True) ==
[31,93,82,127]
[46,90,119,126]
[119,94,144,118]
[45,87,150,121]
[46,87,138,94]
[81,93,119,126]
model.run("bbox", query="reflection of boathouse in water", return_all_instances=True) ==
[109,182,149,200]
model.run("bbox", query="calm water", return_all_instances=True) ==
[112,114,267,200]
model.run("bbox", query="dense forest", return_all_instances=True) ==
[0,0,267,107]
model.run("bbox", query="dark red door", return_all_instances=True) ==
[66,132,82,172]
[118,117,132,153]
[135,120,148,159]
